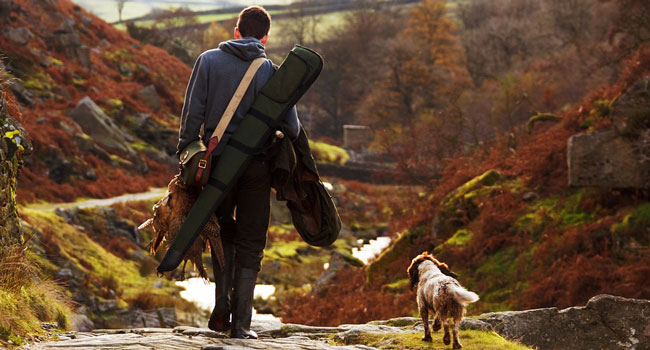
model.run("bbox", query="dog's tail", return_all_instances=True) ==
[450,284,479,305]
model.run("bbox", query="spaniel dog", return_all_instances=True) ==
[407,252,479,348]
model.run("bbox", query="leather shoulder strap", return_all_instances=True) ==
[208,57,266,142]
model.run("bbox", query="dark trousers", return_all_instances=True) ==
[214,158,271,271]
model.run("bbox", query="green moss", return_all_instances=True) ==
[108,99,124,108]
[366,227,426,285]
[130,140,157,152]
[309,140,350,165]
[265,240,311,260]
[432,170,503,239]
[109,154,134,168]
[447,229,473,246]
[590,98,616,118]
[104,48,134,63]
[521,190,594,232]
[50,57,64,66]
[610,202,650,246]
[381,278,410,293]
[22,72,54,92]
[514,212,545,237]
[474,248,519,310]
[331,330,532,349]
[72,78,87,87]
[527,113,562,133]
[444,170,502,204]
[268,225,293,237]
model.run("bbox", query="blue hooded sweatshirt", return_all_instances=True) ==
[176,37,300,156]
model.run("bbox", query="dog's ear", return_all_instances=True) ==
[407,257,424,291]
[408,263,420,291]
[437,263,458,279]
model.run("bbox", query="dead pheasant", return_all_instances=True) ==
[139,175,224,279]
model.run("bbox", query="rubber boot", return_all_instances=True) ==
[208,243,234,332]
[230,267,258,339]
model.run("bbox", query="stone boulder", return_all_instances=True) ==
[6,26,33,45]
[9,81,35,107]
[70,313,94,332]
[52,28,92,69]
[477,294,650,350]
[136,85,162,112]
[42,146,77,183]
[69,97,136,159]
[568,129,650,188]
[131,113,176,155]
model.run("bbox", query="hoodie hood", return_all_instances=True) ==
[219,37,266,61]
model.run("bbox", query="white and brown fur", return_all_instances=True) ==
[407,252,479,348]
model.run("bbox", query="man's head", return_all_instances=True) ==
[235,6,271,45]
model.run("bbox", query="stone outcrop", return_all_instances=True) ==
[568,130,650,188]
[477,295,650,350]
[51,24,92,69]
[130,113,176,155]
[68,97,137,160]
[568,77,650,189]
[136,85,162,112]
[6,26,34,45]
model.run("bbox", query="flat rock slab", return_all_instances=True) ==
[568,129,649,188]
[23,331,378,350]
[477,294,650,350]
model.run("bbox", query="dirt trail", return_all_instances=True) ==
[23,187,167,212]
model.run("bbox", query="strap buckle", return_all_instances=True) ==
[198,159,208,169]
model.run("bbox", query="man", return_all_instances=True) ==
[176,6,299,339]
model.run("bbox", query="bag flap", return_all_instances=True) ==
[289,181,341,247]
[179,140,207,166]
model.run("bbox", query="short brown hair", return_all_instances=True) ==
[237,6,271,40]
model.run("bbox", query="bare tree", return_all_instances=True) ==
[277,1,321,47]
[116,0,128,23]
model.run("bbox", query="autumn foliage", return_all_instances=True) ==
[1,0,190,204]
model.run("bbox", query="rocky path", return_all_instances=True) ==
[21,295,650,350]
[22,319,417,350]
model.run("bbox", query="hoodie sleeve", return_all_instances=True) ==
[177,54,210,156]
[283,105,301,141]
